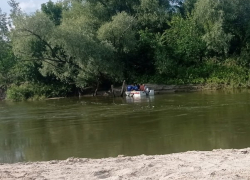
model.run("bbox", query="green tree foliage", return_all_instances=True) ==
[219,0,250,65]
[178,0,197,16]
[41,0,64,25]
[2,0,250,101]
[192,0,233,56]
[8,0,21,18]
[150,0,250,85]
[155,15,206,77]
[11,1,124,89]
[0,9,9,37]
[0,8,16,89]
[136,0,170,32]
[97,12,137,53]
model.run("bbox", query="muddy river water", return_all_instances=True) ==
[1,90,250,163]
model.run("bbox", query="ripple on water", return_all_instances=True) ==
[1,91,250,163]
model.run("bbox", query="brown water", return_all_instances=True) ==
[1,90,250,163]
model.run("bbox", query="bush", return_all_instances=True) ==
[6,84,34,101]
[133,58,250,87]
[6,82,71,101]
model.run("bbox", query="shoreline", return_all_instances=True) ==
[1,148,250,179]
[2,84,250,100]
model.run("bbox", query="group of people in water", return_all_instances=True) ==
[127,84,148,91]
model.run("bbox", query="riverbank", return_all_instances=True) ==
[2,83,248,100]
[1,148,250,179]
[100,84,216,97]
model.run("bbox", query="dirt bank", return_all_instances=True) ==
[1,148,250,179]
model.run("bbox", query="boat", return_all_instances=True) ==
[125,90,154,97]
[126,96,155,103]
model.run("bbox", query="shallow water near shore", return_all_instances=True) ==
[1,90,250,163]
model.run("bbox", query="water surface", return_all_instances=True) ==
[1,90,250,163]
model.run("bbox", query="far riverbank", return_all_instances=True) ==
[1,83,249,100]
[107,83,249,97]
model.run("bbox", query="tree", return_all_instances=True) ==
[8,0,21,19]
[156,14,206,73]
[0,9,9,38]
[193,0,232,57]
[136,0,170,32]
[41,0,64,26]
[220,0,250,57]
[0,8,16,89]
[177,0,198,16]
[10,3,124,91]
[97,12,137,53]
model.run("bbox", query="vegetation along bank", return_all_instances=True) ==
[1,0,250,101]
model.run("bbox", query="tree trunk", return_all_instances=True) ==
[78,89,81,98]
[0,87,6,100]
[120,80,126,97]
[93,80,99,96]
[111,85,115,97]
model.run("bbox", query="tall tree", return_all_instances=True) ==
[8,0,21,18]
[136,0,170,32]
[0,8,16,89]
[41,0,64,25]
[193,0,232,57]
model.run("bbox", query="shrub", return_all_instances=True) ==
[6,82,71,101]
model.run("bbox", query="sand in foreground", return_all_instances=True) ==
[1,148,250,180]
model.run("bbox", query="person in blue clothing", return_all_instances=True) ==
[133,83,139,91]
[137,83,140,90]
[127,83,141,91]
[127,85,133,91]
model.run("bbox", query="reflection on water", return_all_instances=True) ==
[125,96,154,103]
[1,90,250,163]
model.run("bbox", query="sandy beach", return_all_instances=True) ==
[1,148,250,179]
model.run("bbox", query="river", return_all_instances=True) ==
[1,90,250,163]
